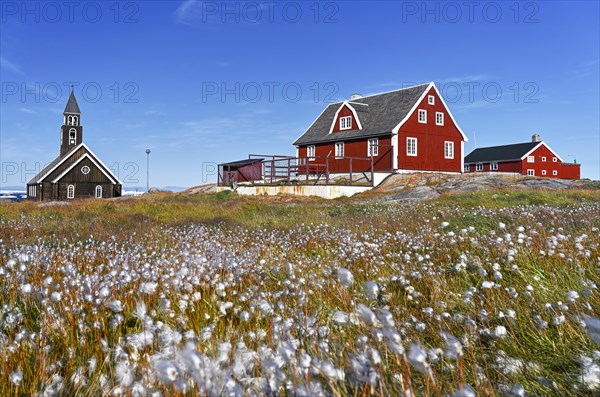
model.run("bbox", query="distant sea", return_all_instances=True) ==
[0,187,187,202]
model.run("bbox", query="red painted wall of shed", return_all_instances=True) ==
[465,144,580,179]
[521,144,580,178]
[396,87,464,172]
[298,136,393,173]
[331,105,357,133]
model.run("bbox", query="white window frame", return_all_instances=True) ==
[527,169,535,176]
[368,138,378,157]
[553,170,558,176]
[67,185,75,199]
[418,109,427,124]
[436,112,444,126]
[307,145,315,161]
[553,157,558,162]
[406,137,417,156]
[541,156,546,162]
[339,116,352,130]
[464,164,469,172]
[444,141,454,159]
[490,162,498,171]
[335,142,344,158]
[527,156,534,163]
[428,95,435,105]
[541,170,547,176]
[95,185,102,198]
[476,163,483,172]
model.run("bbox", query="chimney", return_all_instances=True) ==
[532,133,541,142]
[350,93,363,100]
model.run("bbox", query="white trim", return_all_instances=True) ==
[436,112,444,126]
[328,102,363,134]
[444,141,454,159]
[541,156,546,162]
[367,138,378,156]
[553,170,558,176]
[428,95,435,105]
[334,142,344,158]
[67,184,75,199]
[339,115,352,130]
[293,105,331,145]
[418,109,427,124]
[95,185,102,198]
[51,153,119,184]
[527,156,535,163]
[527,169,535,176]
[392,134,398,169]
[460,141,464,173]
[391,82,468,142]
[34,143,122,185]
[541,170,547,175]
[476,163,483,171]
[307,145,315,161]
[490,162,498,171]
[406,137,417,156]
[520,142,564,163]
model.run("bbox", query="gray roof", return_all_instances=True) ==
[64,90,81,114]
[293,83,430,146]
[464,142,540,164]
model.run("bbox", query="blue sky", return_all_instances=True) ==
[1,0,598,188]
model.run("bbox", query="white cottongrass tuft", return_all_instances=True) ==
[582,316,600,345]
[407,343,431,375]
[9,370,23,386]
[337,267,354,287]
[355,304,380,327]
[364,281,379,301]
[440,331,463,360]
[154,359,178,384]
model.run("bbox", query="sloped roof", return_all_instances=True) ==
[64,90,81,114]
[28,145,80,184]
[219,158,264,168]
[28,143,122,185]
[293,83,430,145]
[464,142,540,163]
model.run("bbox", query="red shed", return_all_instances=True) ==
[293,82,468,174]
[464,135,580,179]
[218,158,264,185]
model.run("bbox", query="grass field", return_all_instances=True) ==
[1,187,599,396]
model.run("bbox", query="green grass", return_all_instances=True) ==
[0,187,598,396]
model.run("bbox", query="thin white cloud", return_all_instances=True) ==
[18,108,34,114]
[436,74,493,84]
[174,0,200,24]
[0,57,24,75]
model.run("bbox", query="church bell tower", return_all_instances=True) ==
[60,88,83,156]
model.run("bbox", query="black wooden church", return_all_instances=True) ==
[27,90,122,200]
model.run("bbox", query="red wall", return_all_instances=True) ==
[465,161,521,173]
[331,105,357,133]
[465,144,580,179]
[520,144,580,179]
[397,87,464,172]
[298,136,393,173]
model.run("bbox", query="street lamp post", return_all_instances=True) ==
[145,149,151,193]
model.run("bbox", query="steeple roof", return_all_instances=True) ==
[64,89,81,114]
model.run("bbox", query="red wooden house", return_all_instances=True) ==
[293,82,468,174]
[464,135,580,179]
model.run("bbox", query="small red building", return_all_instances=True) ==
[464,135,580,179]
[218,158,264,185]
[293,82,468,174]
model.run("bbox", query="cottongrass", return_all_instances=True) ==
[0,199,598,396]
